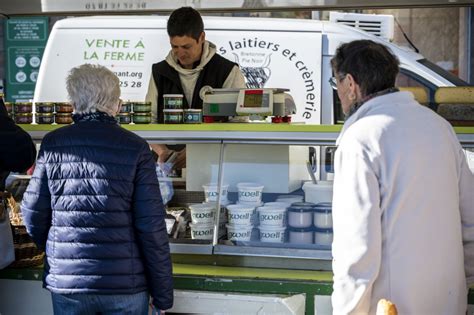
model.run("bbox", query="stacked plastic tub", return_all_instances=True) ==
[225,182,264,242]
[188,183,229,240]
[302,180,334,246]
[257,200,288,243]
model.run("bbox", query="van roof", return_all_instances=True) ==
[53,15,424,61]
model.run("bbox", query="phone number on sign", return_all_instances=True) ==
[120,81,142,88]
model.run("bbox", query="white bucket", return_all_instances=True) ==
[288,227,314,244]
[313,202,333,229]
[258,225,286,243]
[203,183,229,203]
[314,228,333,246]
[302,181,333,204]
[189,203,215,225]
[237,182,264,203]
[226,224,253,241]
[202,201,228,223]
[189,223,214,240]
[257,206,286,226]
[226,204,255,225]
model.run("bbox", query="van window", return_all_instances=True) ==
[417,59,468,86]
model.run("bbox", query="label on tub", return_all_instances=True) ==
[239,191,262,198]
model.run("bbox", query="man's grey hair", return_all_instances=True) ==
[66,64,121,115]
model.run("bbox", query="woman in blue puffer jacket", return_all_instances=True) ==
[21,64,173,314]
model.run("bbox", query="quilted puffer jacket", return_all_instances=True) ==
[21,117,173,310]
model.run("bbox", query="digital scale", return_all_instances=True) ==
[201,87,296,119]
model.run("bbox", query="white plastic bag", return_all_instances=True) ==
[156,163,174,205]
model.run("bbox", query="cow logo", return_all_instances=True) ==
[233,53,272,88]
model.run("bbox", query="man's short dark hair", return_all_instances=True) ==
[330,40,400,96]
[167,7,204,41]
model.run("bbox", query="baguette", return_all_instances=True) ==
[376,299,398,315]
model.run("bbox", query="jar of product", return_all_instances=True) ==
[55,113,73,124]
[117,113,132,124]
[120,102,132,113]
[288,226,314,244]
[163,94,184,110]
[132,102,152,113]
[163,109,183,124]
[4,102,13,114]
[36,102,55,113]
[313,202,333,229]
[55,102,73,113]
[36,113,55,124]
[287,203,315,228]
[314,227,333,246]
[14,113,33,124]
[14,102,33,113]
[183,109,202,123]
[132,113,152,124]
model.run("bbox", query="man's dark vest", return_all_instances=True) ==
[151,53,237,123]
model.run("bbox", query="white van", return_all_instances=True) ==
[34,15,466,124]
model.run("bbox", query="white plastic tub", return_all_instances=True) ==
[226,204,255,225]
[313,202,333,229]
[189,203,215,225]
[257,206,286,226]
[202,201,228,223]
[288,227,313,244]
[287,202,315,228]
[237,182,264,203]
[258,225,286,243]
[203,183,229,203]
[189,223,214,240]
[314,228,333,246]
[302,181,333,204]
[226,223,253,241]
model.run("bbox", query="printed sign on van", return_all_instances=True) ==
[210,31,322,124]
[34,30,170,102]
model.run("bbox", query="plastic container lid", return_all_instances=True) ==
[314,227,333,233]
[288,226,314,233]
[288,206,314,213]
[290,202,316,207]
[163,109,184,112]
[163,94,184,97]
[184,109,202,112]
[314,202,332,213]
[237,182,264,189]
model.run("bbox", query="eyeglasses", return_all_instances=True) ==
[328,74,346,90]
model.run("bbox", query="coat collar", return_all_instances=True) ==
[336,91,416,146]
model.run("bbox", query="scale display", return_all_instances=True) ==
[242,90,269,108]
[236,89,273,115]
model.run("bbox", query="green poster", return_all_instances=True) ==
[4,17,48,102]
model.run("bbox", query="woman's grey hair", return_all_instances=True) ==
[66,64,121,115]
